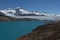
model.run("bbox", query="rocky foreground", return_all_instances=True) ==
[17,21,60,40]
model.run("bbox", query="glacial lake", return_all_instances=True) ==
[0,21,46,40]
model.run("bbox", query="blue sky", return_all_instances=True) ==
[0,0,60,14]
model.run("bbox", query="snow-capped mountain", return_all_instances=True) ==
[0,7,60,20]
[0,7,50,16]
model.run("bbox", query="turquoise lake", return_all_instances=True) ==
[0,21,46,40]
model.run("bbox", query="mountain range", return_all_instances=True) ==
[0,7,60,21]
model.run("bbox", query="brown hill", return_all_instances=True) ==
[17,21,60,40]
[0,16,39,21]
[0,16,17,21]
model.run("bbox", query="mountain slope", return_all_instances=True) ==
[17,21,60,40]
[0,7,51,18]
[0,7,60,21]
[0,16,17,21]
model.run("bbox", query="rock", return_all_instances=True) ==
[17,21,60,40]
[0,12,5,16]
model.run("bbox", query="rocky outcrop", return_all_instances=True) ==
[17,21,60,40]
[0,12,5,16]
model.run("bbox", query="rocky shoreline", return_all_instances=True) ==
[17,21,60,40]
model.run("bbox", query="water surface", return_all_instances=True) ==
[0,21,45,40]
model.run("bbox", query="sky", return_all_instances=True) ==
[0,0,60,14]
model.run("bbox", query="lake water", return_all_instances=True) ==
[0,21,45,40]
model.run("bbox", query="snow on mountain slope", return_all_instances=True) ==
[19,9,32,14]
[0,7,60,20]
[0,7,49,16]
